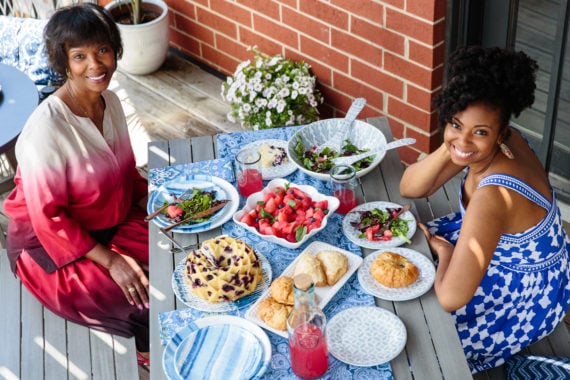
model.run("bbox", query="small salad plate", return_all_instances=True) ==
[242,139,297,179]
[162,315,271,380]
[358,247,435,301]
[147,174,239,234]
[327,306,406,366]
[342,201,417,249]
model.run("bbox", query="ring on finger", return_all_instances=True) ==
[128,287,136,293]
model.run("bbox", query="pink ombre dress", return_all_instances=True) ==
[3,90,149,351]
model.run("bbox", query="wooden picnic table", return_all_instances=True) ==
[147,116,473,379]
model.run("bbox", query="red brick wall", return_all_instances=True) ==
[104,0,447,164]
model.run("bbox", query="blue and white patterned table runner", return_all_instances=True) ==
[153,126,393,379]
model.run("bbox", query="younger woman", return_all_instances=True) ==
[400,46,570,372]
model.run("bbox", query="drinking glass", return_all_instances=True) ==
[330,165,358,214]
[235,148,263,197]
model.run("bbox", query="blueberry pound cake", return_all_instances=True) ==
[259,144,288,168]
[185,236,263,303]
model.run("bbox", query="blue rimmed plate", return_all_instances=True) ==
[147,174,239,234]
[162,316,271,380]
[172,251,272,312]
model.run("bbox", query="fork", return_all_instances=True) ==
[144,188,194,222]
[315,97,366,153]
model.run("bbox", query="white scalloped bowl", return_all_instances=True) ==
[287,119,387,181]
[233,178,339,249]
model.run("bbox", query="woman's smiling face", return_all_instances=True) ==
[444,103,503,167]
[67,43,115,93]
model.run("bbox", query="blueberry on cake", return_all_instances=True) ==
[259,144,288,168]
[185,236,263,303]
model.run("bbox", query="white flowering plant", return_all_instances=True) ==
[221,47,323,130]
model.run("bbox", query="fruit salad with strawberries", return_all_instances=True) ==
[238,183,330,243]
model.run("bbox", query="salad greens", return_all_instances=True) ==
[350,207,411,243]
[162,188,219,223]
[294,136,374,173]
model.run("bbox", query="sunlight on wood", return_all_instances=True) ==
[148,145,170,162]
[150,284,167,301]
[34,336,88,380]
[0,367,19,380]
[91,330,128,354]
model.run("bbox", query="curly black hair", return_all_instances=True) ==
[43,3,123,78]
[434,46,538,134]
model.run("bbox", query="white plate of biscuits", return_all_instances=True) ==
[245,241,363,338]
[242,139,297,179]
[358,247,435,301]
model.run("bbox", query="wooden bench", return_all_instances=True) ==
[412,170,570,379]
[0,245,139,378]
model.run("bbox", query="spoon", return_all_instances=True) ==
[316,97,366,153]
[332,138,416,166]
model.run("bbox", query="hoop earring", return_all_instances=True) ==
[66,68,71,79]
[500,142,515,159]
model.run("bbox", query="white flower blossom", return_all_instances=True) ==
[221,48,323,129]
[277,99,287,113]
[278,88,290,98]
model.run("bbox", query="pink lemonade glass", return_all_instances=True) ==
[330,165,358,214]
[289,323,329,379]
[235,148,263,197]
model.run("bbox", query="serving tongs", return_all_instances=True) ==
[144,188,195,222]
[315,97,366,153]
[162,200,230,232]
[332,138,416,166]
[158,229,198,254]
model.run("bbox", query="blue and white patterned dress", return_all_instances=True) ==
[427,173,570,373]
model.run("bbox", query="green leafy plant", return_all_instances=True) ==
[221,47,323,130]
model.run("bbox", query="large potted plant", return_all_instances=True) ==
[104,0,170,75]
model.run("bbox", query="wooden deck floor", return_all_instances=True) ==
[111,52,247,169]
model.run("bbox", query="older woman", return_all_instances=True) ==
[400,46,570,372]
[3,3,149,362]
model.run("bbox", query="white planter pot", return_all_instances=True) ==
[106,0,170,75]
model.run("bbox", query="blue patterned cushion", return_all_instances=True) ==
[505,355,570,379]
[0,16,60,85]
[0,16,22,67]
